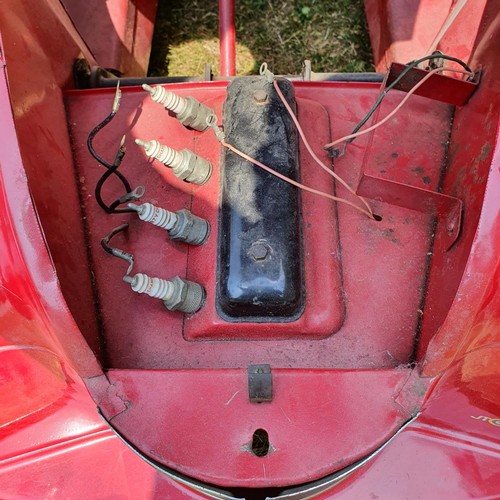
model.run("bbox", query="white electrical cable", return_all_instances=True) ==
[425,0,470,56]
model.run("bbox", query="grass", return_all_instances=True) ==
[149,0,373,77]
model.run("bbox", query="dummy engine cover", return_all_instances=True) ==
[217,76,304,321]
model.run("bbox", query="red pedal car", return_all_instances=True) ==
[0,0,499,498]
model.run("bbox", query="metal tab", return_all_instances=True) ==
[248,364,273,403]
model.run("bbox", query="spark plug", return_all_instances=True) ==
[135,138,212,185]
[123,273,205,314]
[142,84,213,132]
[128,202,210,245]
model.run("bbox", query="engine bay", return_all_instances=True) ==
[64,67,452,370]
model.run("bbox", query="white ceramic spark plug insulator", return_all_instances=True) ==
[135,138,212,185]
[128,273,176,300]
[124,273,206,313]
[128,202,178,231]
[142,84,213,132]
[127,202,210,246]
[142,84,187,115]
[135,139,183,170]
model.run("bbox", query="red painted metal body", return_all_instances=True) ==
[0,0,499,498]
[62,81,436,484]
[103,368,419,487]
[61,0,158,75]
[65,81,433,371]
[363,0,489,72]
[66,87,346,346]
[355,63,478,251]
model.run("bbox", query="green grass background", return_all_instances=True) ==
[149,0,373,76]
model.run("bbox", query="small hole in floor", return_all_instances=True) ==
[251,428,270,457]
[373,214,383,221]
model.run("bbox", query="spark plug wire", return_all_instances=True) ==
[209,59,473,221]
[273,79,374,217]
[87,82,131,191]
[87,82,144,213]
[101,223,135,276]
[324,67,474,150]
[206,115,375,219]
[221,139,375,218]
[326,53,473,156]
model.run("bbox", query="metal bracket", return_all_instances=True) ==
[386,62,478,106]
[357,175,463,250]
[248,364,273,403]
[355,61,470,250]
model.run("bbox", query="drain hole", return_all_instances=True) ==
[251,428,270,457]
[373,214,383,221]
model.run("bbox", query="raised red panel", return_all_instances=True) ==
[65,81,437,370]
[186,96,344,341]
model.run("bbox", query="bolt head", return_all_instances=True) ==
[249,242,270,261]
[253,89,268,104]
